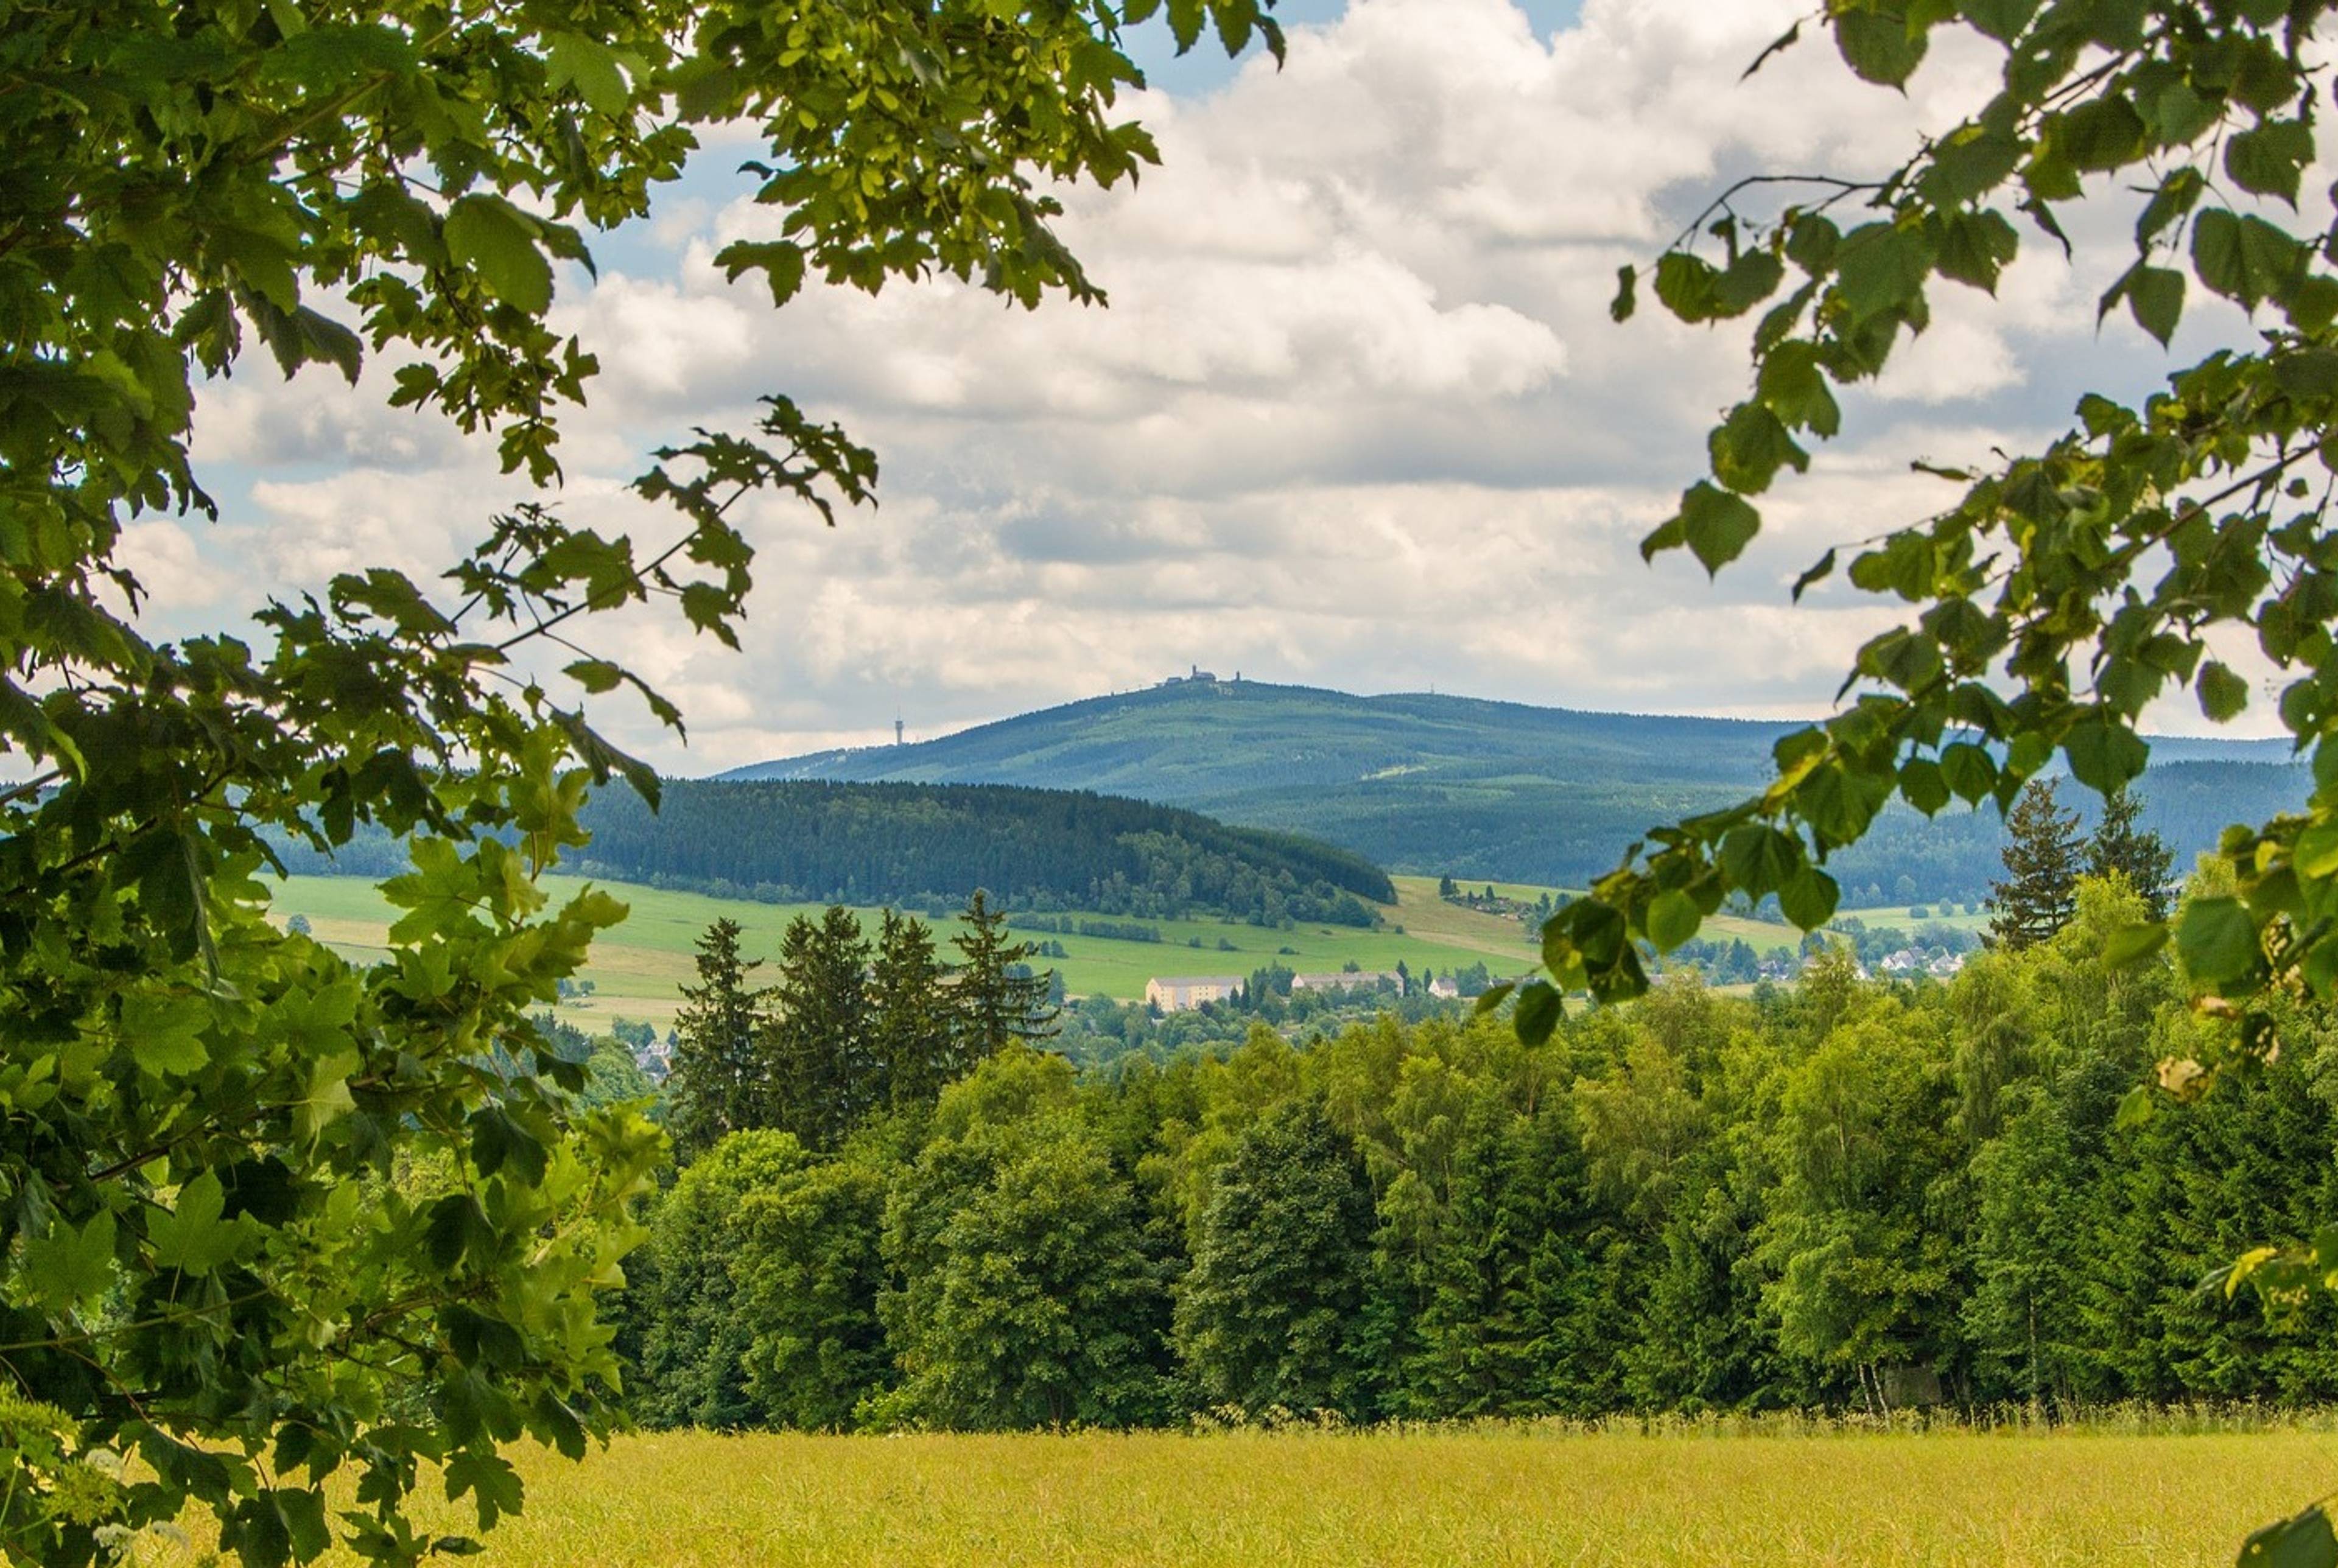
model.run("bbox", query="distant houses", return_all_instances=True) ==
[1146,975,1243,1012]
[1290,971,1400,993]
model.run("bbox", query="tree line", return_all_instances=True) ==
[570,780,1394,925]
[616,857,2338,1431]
[660,892,1060,1161]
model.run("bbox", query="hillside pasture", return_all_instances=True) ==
[145,1426,2338,1567]
[273,874,1545,1030]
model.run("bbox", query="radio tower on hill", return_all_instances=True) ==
[894,716,904,746]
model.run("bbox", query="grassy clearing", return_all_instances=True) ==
[146,1427,2338,1567]
[1840,902,1993,936]
[273,875,1540,1030]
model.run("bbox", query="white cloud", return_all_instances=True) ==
[161,0,2287,776]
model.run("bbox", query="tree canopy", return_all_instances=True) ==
[1532,0,2338,1040]
[1539,5,2338,1558]
[0,0,1276,1561]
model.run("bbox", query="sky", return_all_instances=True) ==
[140,0,2288,777]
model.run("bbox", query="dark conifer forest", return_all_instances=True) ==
[569,780,1394,924]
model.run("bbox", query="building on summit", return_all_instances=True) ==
[1146,975,1243,1012]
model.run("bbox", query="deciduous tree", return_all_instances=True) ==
[0,0,1279,1557]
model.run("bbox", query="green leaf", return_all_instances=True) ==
[2113,1083,2157,1130]
[1645,890,1701,953]
[2126,265,2185,346]
[1709,402,1807,496]
[2238,1505,2338,1568]
[1653,253,1719,323]
[122,992,209,1077]
[545,32,631,117]
[1674,481,1762,575]
[2177,897,2261,987]
[151,1172,246,1275]
[2292,820,2338,880]
[2102,921,2169,969]
[444,1450,525,1533]
[1833,10,1926,86]
[714,240,808,310]
[1609,265,1637,324]
[1512,980,1563,1046]
[2053,95,2146,172]
[1962,0,2040,41]
[1834,222,1932,320]
[1940,742,1998,805]
[2199,660,2251,723]
[1778,866,1839,931]
[444,196,554,315]
[2225,119,2315,208]
[1899,757,1950,816]
[2063,718,2148,797]
[1792,548,1838,603]
[1934,209,2019,293]
[2192,209,2305,312]
[22,1209,117,1314]
[1721,824,1800,898]
[1472,981,1517,1016]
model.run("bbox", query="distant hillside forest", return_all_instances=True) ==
[564,782,1393,926]
[723,681,2307,903]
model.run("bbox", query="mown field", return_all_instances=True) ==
[274,873,1544,1031]
[149,1427,2338,1567]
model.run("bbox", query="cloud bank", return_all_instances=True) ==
[160,0,2266,775]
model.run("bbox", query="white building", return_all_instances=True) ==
[1290,971,1401,993]
[1146,975,1243,1012]
[1428,976,1461,1000]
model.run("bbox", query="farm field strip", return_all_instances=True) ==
[273,874,1538,1029]
[148,1428,2338,1567]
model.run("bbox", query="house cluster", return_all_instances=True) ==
[1160,665,1241,687]
[1876,948,1968,980]
[1144,968,1426,1013]
[1144,975,1243,1011]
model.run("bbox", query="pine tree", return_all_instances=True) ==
[666,919,772,1163]
[764,906,876,1151]
[1989,779,2083,951]
[951,889,1059,1060]
[2085,786,2175,921]
[869,908,958,1111]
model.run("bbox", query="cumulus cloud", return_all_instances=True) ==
[159,0,2281,775]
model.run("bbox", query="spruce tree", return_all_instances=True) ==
[666,919,773,1163]
[2085,786,2175,922]
[1989,780,2083,952]
[764,907,876,1152]
[869,908,959,1111]
[951,889,1060,1060]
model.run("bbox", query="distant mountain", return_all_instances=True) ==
[720,680,2308,901]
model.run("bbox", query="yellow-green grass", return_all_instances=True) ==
[274,875,1540,1031]
[1840,902,1993,936]
[147,1427,2338,1567]
[1411,875,1805,956]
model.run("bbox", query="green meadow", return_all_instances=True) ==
[146,1426,2338,1567]
[274,872,1546,1031]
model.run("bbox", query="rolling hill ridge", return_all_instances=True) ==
[719,680,2308,901]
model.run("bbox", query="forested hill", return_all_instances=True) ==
[720,680,2307,902]
[568,780,1394,926]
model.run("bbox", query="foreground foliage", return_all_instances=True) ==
[0,0,1277,1560]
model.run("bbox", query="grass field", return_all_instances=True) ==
[147,1426,2338,1566]
[275,873,1549,1031]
